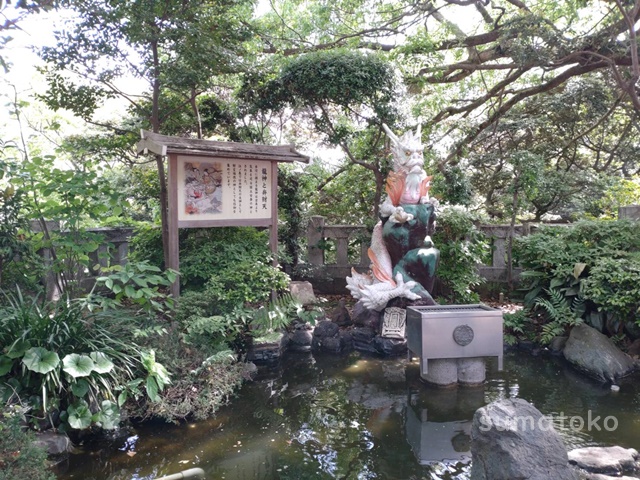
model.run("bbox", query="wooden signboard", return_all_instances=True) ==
[137,131,309,297]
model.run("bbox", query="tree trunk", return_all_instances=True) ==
[507,183,519,291]
[190,86,203,139]
[150,37,170,269]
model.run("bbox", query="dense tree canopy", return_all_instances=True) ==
[3,0,640,232]
[248,0,640,220]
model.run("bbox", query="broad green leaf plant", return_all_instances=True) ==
[0,288,170,432]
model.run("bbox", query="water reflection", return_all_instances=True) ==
[405,386,484,466]
[56,351,640,480]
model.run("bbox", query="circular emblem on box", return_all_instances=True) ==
[453,325,474,346]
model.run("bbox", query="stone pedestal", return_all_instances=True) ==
[422,359,459,386]
[421,358,486,387]
[457,357,486,385]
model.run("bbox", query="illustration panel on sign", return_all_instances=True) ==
[184,161,223,215]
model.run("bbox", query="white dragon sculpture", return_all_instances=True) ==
[346,123,438,311]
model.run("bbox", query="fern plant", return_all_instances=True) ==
[535,288,585,344]
[251,293,300,334]
[503,309,530,346]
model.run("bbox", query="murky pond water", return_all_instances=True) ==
[56,350,640,480]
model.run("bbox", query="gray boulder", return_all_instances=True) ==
[470,398,578,480]
[564,324,636,382]
[289,281,317,305]
[352,301,382,331]
[568,446,639,476]
[34,431,73,455]
[549,335,568,355]
[289,329,313,352]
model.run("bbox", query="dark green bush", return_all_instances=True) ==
[0,407,55,480]
[129,225,275,291]
[514,219,640,336]
[432,207,489,303]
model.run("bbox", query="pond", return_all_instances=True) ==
[55,350,640,480]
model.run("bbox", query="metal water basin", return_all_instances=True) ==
[406,304,503,374]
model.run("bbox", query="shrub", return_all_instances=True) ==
[503,308,531,346]
[432,207,489,303]
[514,219,640,336]
[129,225,275,291]
[0,407,55,480]
[134,330,246,422]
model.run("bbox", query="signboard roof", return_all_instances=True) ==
[137,130,310,163]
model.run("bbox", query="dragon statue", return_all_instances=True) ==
[346,124,439,311]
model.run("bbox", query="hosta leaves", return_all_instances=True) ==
[22,347,60,374]
[6,339,30,359]
[94,400,120,430]
[71,378,90,398]
[0,355,13,376]
[89,352,114,374]
[63,354,95,378]
[67,400,92,429]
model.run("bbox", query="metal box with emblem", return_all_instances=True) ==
[406,304,503,374]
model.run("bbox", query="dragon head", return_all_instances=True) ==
[383,123,425,174]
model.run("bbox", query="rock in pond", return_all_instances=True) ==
[470,397,578,480]
[563,324,636,382]
[34,431,74,456]
[568,446,640,476]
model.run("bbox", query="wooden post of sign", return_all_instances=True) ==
[270,161,278,268]
[270,161,279,302]
[167,154,180,299]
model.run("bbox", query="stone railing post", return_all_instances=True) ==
[307,216,325,266]
[619,205,640,220]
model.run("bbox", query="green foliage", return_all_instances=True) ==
[432,207,488,303]
[503,309,531,346]
[100,163,162,224]
[0,157,34,288]
[582,256,640,323]
[278,166,307,268]
[130,225,275,291]
[0,151,42,292]
[515,219,640,336]
[0,407,55,480]
[252,292,301,334]
[586,176,640,220]
[241,50,396,125]
[136,326,245,422]
[127,224,165,270]
[175,259,290,353]
[430,166,472,207]
[0,289,168,431]
[89,261,177,315]
[534,288,584,344]
[12,153,127,297]
[204,260,290,312]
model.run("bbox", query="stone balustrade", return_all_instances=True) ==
[305,216,570,294]
[30,204,638,297]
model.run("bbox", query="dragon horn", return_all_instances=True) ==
[416,120,421,139]
[382,123,399,145]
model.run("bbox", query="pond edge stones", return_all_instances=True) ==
[470,398,578,480]
[568,446,640,476]
[563,324,636,382]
